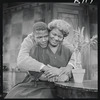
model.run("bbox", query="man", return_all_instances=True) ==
[17,22,49,72]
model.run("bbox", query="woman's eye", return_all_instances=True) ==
[52,33,56,36]
[58,36,63,39]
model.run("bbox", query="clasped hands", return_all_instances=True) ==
[42,64,71,82]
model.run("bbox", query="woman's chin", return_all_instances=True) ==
[50,43,58,47]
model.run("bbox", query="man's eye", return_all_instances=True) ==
[37,37,42,39]
[44,35,48,38]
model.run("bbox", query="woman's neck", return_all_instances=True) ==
[48,44,59,54]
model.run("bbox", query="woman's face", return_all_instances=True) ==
[49,28,64,47]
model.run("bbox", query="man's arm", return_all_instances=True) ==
[17,33,46,72]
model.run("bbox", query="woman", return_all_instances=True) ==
[40,19,73,81]
[5,19,74,98]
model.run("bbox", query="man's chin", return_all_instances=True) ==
[40,44,47,48]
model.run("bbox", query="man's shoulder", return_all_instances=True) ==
[27,33,34,40]
[24,33,35,44]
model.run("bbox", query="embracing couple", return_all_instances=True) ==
[5,19,75,98]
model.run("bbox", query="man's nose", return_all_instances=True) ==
[42,37,46,41]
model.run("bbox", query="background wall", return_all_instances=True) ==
[81,5,97,80]
[89,5,98,80]
[3,3,47,93]
[3,3,46,70]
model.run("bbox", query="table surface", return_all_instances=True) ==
[55,80,98,92]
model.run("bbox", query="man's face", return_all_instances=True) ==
[49,28,64,47]
[34,30,49,48]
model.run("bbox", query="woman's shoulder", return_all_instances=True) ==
[62,43,74,53]
[61,44,73,58]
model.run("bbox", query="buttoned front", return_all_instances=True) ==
[30,44,72,68]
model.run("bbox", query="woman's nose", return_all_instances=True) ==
[55,36,59,40]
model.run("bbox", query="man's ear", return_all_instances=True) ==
[30,33,37,44]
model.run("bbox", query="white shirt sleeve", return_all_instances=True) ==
[40,64,46,71]
[17,33,45,72]
[67,52,75,68]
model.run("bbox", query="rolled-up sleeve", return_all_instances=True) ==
[67,52,75,68]
[17,33,44,72]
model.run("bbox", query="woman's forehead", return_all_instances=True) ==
[50,28,63,36]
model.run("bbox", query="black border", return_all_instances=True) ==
[0,0,99,99]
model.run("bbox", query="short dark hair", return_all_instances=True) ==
[33,22,48,33]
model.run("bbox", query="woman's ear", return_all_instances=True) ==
[64,32,69,37]
[48,29,51,33]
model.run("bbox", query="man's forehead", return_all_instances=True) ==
[35,30,48,37]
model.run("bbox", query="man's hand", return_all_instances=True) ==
[59,65,73,78]
[40,65,51,72]
[44,64,61,79]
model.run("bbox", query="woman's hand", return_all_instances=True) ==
[57,74,69,82]
[47,74,70,82]
[47,76,58,82]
